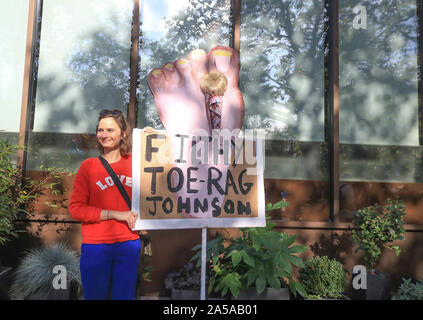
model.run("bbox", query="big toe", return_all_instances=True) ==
[208,46,240,85]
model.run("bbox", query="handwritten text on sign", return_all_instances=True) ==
[133,128,265,229]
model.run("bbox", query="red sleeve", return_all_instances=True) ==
[69,159,102,223]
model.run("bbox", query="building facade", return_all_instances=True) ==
[1,0,422,296]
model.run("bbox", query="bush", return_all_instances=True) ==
[299,256,346,299]
[0,138,70,246]
[164,262,202,291]
[191,221,307,298]
[351,199,406,269]
[0,138,23,245]
[392,278,423,300]
[10,242,81,298]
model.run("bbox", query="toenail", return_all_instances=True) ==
[214,50,232,72]
[214,50,232,57]
[152,69,162,77]
[191,49,206,57]
[177,59,188,65]
[165,63,174,70]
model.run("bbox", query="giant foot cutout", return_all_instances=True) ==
[147,46,244,218]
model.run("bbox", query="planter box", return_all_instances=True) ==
[296,292,350,300]
[171,289,201,300]
[170,289,227,300]
[24,280,79,300]
[352,270,391,300]
[26,286,69,300]
[0,267,12,300]
[233,288,290,300]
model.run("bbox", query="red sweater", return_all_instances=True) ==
[69,155,139,244]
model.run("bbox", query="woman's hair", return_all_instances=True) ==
[96,109,132,157]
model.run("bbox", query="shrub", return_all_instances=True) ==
[191,221,307,298]
[0,138,70,246]
[10,242,81,298]
[299,256,346,299]
[392,278,423,300]
[164,262,202,291]
[351,199,406,269]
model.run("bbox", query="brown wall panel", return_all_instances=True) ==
[340,181,423,225]
[25,170,74,217]
[265,179,330,222]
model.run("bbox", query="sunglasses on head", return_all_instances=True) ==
[99,109,123,117]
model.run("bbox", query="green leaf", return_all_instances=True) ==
[241,251,255,267]
[216,273,242,297]
[289,278,297,297]
[228,250,242,267]
[267,275,281,290]
[268,200,290,211]
[278,255,292,275]
[245,269,258,287]
[285,254,305,268]
[283,234,297,247]
[191,244,202,251]
[255,274,267,294]
[290,279,307,298]
[287,245,308,254]
[252,237,261,251]
[208,277,215,295]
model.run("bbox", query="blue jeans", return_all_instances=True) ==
[80,239,141,300]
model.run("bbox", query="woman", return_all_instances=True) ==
[69,109,140,300]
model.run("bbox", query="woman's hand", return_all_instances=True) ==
[102,210,138,229]
[118,211,138,230]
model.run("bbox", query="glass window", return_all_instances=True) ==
[26,0,133,171]
[240,0,329,221]
[0,0,29,140]
[339,0,422,224]
[137,0,232,129]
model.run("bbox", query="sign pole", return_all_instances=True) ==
[200,227,207,300]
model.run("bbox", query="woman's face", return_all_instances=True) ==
[97,117,124,152]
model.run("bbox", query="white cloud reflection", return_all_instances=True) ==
[142,0,191,39]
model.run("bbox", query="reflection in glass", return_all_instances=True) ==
[339,1,422,223]
[137,0,231,129]
[27,0,133,171]
[240,0,328,221]
[340,0,418,147]
[339,1,420,182]
[0,0,29,140]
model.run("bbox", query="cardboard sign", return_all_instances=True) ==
[132,128,265,229]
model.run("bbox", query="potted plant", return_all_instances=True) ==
[392,278,423,300]
[298,256,347,300]
[191,216,307,300]
[164,262,202,300]
[351,198,406,300]
[9,242,81,300]
[0,138,70,299]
